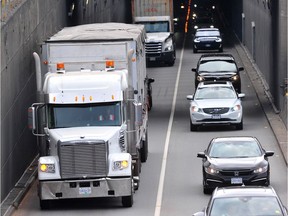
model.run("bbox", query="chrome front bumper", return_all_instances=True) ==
[39,177,132,200]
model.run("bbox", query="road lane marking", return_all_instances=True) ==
[154,35,186,216]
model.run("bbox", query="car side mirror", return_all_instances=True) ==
[238,93,245,98]
[265,151,274,157]
[238,67,244,71]
[192,68,197,72]
[197,152,206,158]
[186,95,194,100]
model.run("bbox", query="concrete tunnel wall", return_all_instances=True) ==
[0,0,131,202]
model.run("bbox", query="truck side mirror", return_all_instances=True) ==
[134,102,143,126]
[28,107,36,131]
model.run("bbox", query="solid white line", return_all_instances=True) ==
[154,35,186,216]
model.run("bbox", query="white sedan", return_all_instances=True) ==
[187,81,245,131]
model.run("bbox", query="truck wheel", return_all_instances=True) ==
[140,130,148,162]
[122,194,133,207]
[122,177,134,207]
[39,199,50,210]
[147,95,153,111]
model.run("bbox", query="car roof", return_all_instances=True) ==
[198,81,233,88]
[212,136,258,143]
[199,54,235,62]
[196,27,219,32]
[213,186,278,198]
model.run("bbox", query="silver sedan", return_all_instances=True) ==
[186,81,245,131]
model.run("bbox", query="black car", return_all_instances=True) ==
[197,136,274,194]
[193,28,223,53]
[192,54,244,93]
[192,186,288,216]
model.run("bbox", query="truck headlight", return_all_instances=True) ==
[113,160,129,170]
[163,38,173,52]
[40,163,55,173]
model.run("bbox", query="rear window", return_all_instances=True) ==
[196,30,220,37]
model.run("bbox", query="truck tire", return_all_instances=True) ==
[122,176,134,207]
[122,194,133,207]
[39,199,50,210]
[140,130,148,162]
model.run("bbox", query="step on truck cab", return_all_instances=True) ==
[28,23,154,209]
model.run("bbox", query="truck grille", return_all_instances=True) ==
[59,140,107,179]
[145,42,162,55]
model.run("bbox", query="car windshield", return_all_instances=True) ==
[194,86,236,100]
[209,140,262,158]
[210,196,284,216]
[195,30,220,37]
[48,102,122,128]
[198,60,237,72]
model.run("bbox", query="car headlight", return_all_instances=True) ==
[197,75,205,82]
[210,25,214,28]
[191,105,200,112]
[194,25,198,29]
[40,163,55,173]
[113,160,129,170]
[231,75,239,81]
[231,104,241,111]
[163,38,173,52]
[205,167,219,174]
[254,165,268,174]
[215,38,222,42]
[194,38,200,43]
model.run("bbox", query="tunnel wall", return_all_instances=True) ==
[220,0,287,127]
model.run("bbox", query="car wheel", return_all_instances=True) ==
[193,48,197,53]
[235,120,243,130]
[190,120,198,131]
[219,47,223,52]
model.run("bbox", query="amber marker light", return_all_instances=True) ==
[82,95,85,102]
[106,60,115,68]
[57,62,65,70]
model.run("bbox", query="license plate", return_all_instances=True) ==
[212,114,221,119]
[150,57,156,61]
[205,44,211,47]
[231,177,242,184]
[79,187,91,195]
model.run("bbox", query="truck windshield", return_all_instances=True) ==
[141,21,169,33]
[48,102,122,128]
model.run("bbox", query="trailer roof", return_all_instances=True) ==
[47,22,146,43]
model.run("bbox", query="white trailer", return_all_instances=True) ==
[28,23,154,209]
[131,0,176,66]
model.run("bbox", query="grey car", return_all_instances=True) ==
[192,186,288,216]
[186,81,245,131]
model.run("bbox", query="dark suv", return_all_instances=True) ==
[192,54,244,93]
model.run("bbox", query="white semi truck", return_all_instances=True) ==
[132,0,176,66]
[28,23,154,209]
